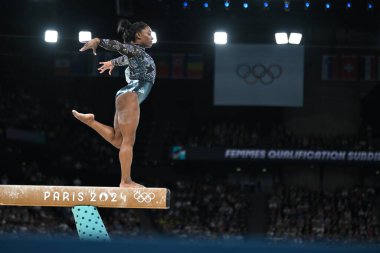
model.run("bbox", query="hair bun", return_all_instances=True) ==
[117,19,132,34]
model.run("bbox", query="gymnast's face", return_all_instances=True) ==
[136,26,153,48]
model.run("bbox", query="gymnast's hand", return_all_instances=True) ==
[98,61,114,75]
[79,38,100,55]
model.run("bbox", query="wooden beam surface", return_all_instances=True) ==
[0,185,170,209]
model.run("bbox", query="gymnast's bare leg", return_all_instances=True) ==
[72,94,144,188]
[115,92,143,188]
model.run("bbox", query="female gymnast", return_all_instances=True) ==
[72,19,155,188]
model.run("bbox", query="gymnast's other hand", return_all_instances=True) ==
[79,38,100,55]
[98,61,115,75]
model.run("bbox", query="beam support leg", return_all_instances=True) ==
[71,206,110,241]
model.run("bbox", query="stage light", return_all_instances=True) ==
[243,2,249,9]
[224,1,230,8]
[214,32,227,45]
[79,31,91,43]
[45,30,58,43]
[289,33,302,44]
[182,1,189,8]
[152,31,157,43]
[305,1,310,9]
[325,2,331,9]
[367,3,373,10]
[275,33,288,44]
[263,1,269,9]
[284,1,290,11]
[203,2,209,8]
[346,2,351,9]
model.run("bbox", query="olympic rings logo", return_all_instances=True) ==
[236,64,282,85]
[133,191,156,203]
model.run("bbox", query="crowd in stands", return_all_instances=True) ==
[0,80,377,178]
[2,167,379,244]
[0,80,119,177]
[186,122,374,150]
[267,185,380,243]
[1,80,379,243]
[0,206,144,239]
[151,180,248,240]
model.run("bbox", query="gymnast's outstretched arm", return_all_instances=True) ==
[80,38,140,58]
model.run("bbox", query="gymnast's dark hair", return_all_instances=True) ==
[117,19,148,43]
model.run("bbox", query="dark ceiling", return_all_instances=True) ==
[1,0,380,46]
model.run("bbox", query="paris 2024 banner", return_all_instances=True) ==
[214,44,304,107]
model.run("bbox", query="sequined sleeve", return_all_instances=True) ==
[99,39,140,58]
[111,55,129,67]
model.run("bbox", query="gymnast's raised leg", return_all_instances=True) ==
[72,110,122,149]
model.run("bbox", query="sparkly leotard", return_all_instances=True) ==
[99,39,156,104]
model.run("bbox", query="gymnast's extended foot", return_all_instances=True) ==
[72,110,95,125]
[120,181,145,188]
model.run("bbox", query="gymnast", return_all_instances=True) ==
[72,19,156,188]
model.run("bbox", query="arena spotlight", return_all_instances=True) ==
[44,30,58,43]
[283,1,290,11]
[243,2,249,9]
[289,33,302,44]
[275,33,288,44]
[263,1,270,10]
[367,2,374,10]
[152,31,157,43]
[345,2,351,9]
[304,1,310,10]
[214,31,228,45]
[203,1,209,8]
[325,2,331,10]
[224,1,230,9]
[79,31,91,43]
[182,1,189,9]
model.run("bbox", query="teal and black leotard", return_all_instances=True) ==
[99,39,156,104]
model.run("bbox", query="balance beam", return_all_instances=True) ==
[0,185,170,209]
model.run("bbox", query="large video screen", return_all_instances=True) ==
[214,44,304,107]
